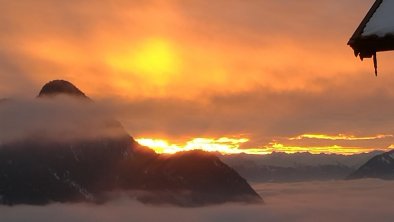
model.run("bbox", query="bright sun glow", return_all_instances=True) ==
[136,137,257,155]
[107,38,180,85]
[133,39,178,75]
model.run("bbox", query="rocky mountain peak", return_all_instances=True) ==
[38,80,87,98]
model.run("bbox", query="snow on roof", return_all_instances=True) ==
[348,0,394,75]
[363,0,394,37]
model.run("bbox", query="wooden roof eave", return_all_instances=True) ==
[350,35,394,59]
[348,0,384,59]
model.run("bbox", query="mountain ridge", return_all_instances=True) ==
[0,80,262,206]
[347,150,394,180]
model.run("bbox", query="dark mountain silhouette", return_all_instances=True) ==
[38,80,88,98]
[0,80,262,206]
[347,150,394,180]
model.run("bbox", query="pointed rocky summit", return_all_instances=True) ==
[38,80,87,98]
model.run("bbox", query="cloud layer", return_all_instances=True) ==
[1,179,393,222]
[114,78,394,152]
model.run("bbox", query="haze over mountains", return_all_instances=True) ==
[221,151,383,182]
[0,80,261,206]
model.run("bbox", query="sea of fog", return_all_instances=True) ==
[1,179,394,222]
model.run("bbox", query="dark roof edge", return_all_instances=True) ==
[348,0,383,45]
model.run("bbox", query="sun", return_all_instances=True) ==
[108,38,180,86]
[133,39,178,75]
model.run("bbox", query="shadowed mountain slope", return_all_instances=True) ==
[348,150,394,180]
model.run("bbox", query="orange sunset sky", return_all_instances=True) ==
[1,0,394,155]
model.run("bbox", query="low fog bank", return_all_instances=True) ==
[0,97,124,143]
[1,179,394,222]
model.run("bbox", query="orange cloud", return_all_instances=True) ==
[2,0,391,99]
[2,0,394,156]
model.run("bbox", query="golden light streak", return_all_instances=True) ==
[290,134,393,141]
[136,137,253,155]
[260,143,388,156]
[136,137,390,156]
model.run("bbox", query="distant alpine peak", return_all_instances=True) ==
[38,80,88,99]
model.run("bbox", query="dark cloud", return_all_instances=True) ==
[114,75,394,149]
[2,73,394,151]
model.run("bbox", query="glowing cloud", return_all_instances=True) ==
[290,134,393,141]
[136,137,253,155]
[137,135,391,156]
[260,143,386,155]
